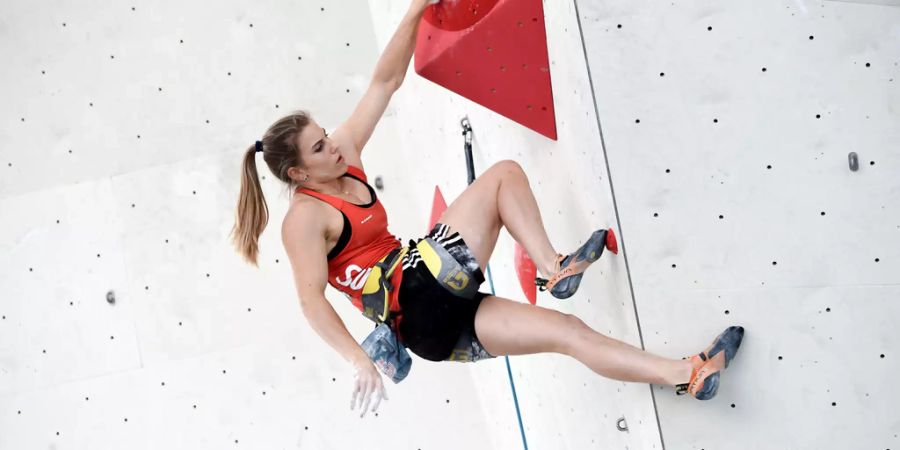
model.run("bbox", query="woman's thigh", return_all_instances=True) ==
[437,160,524,273]
[473,295,583,358]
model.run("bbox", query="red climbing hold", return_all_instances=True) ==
[514,242,538,305]
[415,0,558,140]
[606,228,618,255]
[428,185,448,232]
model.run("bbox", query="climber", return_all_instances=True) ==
[229,0,744,419]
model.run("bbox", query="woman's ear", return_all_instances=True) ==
[287,166,303,183]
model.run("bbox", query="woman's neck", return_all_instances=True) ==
[301,177,351,197]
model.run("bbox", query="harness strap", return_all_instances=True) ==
[361,246,408,324]
[415,237,481,299]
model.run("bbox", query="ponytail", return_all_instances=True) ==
[230,145,269,267]
[230,110,311,267]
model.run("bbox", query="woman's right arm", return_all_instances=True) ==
[282,205,370,366]
[283,205,389,417]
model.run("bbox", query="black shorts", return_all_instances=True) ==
[397,223,496,363]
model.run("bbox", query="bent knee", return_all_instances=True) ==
[558,313,590,352]
[492,159,525,175]
[562,313,587,331]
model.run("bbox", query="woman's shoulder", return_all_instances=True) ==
[345,164,367,182]
[285,195,344,240]
[286,195,327,221]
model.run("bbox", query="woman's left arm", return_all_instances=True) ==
[333,0,439,154]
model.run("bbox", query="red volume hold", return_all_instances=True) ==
[415,0,558,140]
[428,185,448,232]
[514,241,538,305]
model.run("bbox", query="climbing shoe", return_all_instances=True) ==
[535,228,618,299]
[675,326,745,400]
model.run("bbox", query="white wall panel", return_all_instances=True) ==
[0,1,493,448]
[4,0,896,448]
[577,0,900,448]
[369,0,661,448]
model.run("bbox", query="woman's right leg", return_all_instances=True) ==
[473,294,693,386]
[437,159,560,279]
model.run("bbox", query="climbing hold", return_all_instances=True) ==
[415,0,558,140]
[514,242,537,305]
[429,185,448,232]
[616,417,628,432]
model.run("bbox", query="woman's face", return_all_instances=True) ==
[293,120,346,182]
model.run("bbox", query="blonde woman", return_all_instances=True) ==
[231,0,744,418]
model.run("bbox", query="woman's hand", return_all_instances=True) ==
[350,357,388,418]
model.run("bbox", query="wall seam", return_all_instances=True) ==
[570,1,666,448]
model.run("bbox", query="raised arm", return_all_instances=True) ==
[331,0,435,159]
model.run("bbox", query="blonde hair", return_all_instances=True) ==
[230,110,312,267]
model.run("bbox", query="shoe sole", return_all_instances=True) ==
[550,229,617,299]
[694,326,745,400]
[707,325,744,370]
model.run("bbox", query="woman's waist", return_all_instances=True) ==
[351,245,408,311]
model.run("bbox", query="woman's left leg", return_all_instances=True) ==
[473,294,693,386]
[437,160,560,279]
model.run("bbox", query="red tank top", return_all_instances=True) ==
[294,165,404,319]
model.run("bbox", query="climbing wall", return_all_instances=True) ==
[369,0,661,448]
[373,0,900,448]
[0,0,499,448]
[2,0,898,448]
[575,0,900,448]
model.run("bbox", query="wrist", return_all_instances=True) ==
[410,0,434,15]
[350,351,371,367]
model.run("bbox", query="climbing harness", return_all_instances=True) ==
[360,245,409,324]
[411,236,481,298]
[359,245,411,384]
